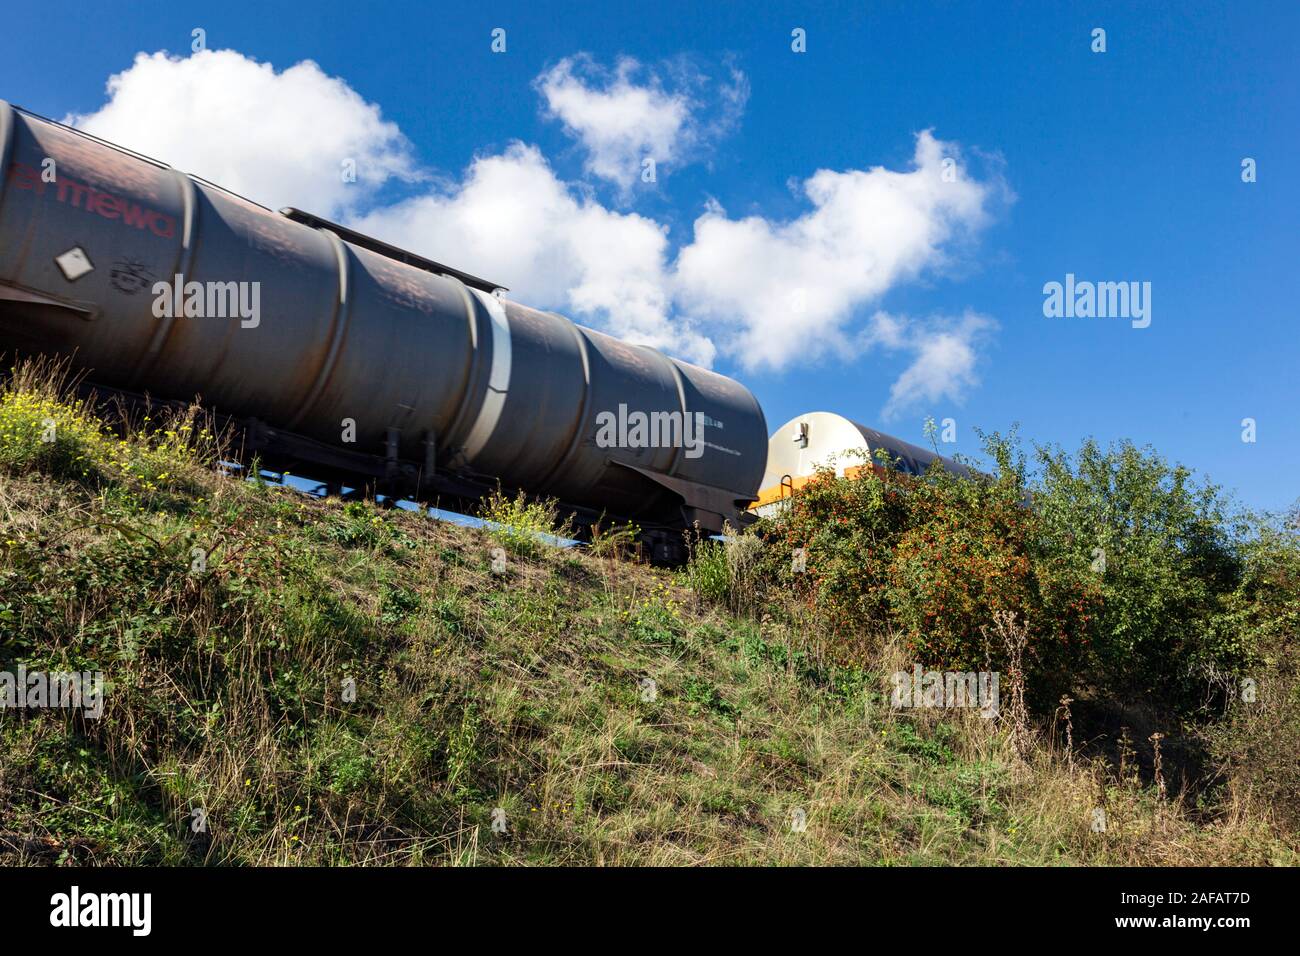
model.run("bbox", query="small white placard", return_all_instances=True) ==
[54,246,94,281]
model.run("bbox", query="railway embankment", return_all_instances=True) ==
[0,365,1295,865]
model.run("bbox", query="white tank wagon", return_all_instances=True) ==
[0,102,768,556]
[750,411,975,517]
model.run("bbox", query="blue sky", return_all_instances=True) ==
[2,0,1297,513]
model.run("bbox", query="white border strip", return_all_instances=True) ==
[460,289,513,463]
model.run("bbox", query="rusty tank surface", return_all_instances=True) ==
[0,102,767,544]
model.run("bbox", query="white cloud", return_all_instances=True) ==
[873,311,997,421]
[351,143,716,365]
[536,55,747,193]
[859,310,910,351]
[673,131,997,372]
[66,50,419,217]
[63,49,1005,408]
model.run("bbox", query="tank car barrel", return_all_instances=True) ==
[0,101,767,533]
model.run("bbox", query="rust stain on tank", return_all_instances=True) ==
[364,255,438,315]
[217,196,311,269]
[36,125,170,201]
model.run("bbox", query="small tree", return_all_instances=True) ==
[1032,438,1245,715]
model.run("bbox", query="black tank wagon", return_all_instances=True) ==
[0,102,768,558]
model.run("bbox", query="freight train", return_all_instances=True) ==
[0,101,968,561]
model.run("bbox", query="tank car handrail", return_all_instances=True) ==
[279,207,507,296]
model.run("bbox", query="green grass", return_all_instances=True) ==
[0,369,1295,866]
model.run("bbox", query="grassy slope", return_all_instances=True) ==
[0,384,1294,866]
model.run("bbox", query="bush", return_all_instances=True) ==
[1199,510,1300,826]
[752,433,1261,719]
[1032,439,1245,714]
[762,448,911,642]
[759,439,1097,703]
[884,458,1099,698]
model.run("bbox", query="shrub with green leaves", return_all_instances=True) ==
[884,461,1099,699]
[1032,438,1245,713]
[1198,510,1300,825]
[759,439,1098,702]
[753,432,1268,718]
